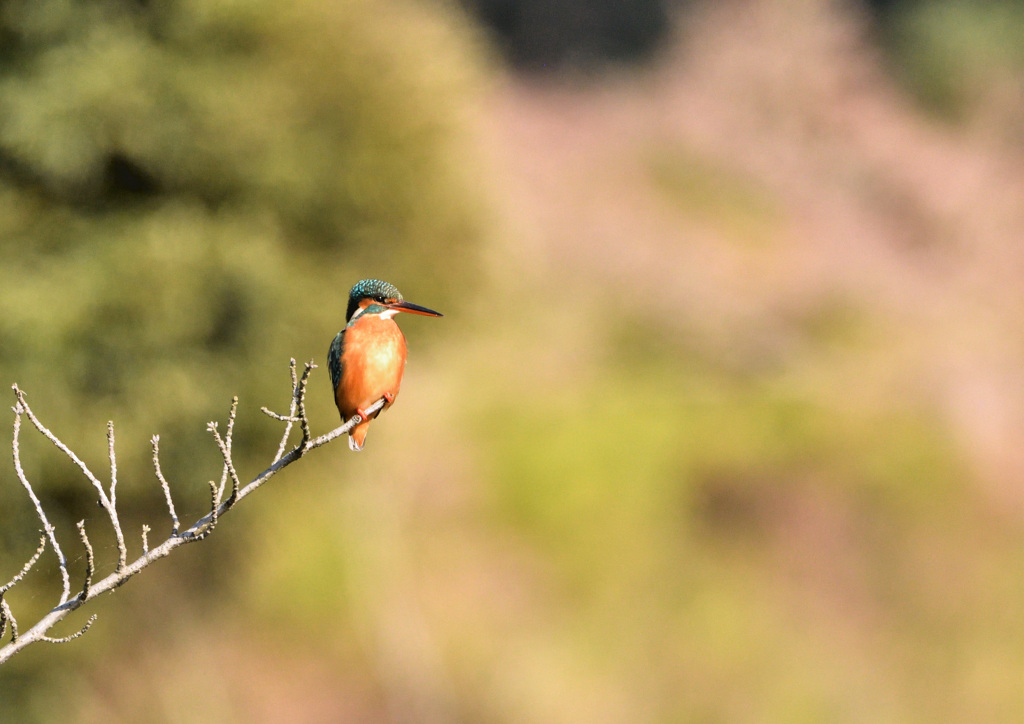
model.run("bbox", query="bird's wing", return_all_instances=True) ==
[328,329,345,392]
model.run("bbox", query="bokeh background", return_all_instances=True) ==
[4,0,1024,720]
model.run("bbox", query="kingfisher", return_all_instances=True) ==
[328,279,443,451]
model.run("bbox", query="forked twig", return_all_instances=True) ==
[216,396,239,502]
[209,415,241,508]
[263,358,300,463]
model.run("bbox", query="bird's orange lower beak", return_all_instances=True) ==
[389,300,443,317]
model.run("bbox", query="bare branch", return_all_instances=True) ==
[1,359,392,664]
[150,435,179,535]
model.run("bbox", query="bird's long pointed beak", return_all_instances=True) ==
[388,300,443,317]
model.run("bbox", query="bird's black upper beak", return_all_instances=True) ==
[388,300,443,317]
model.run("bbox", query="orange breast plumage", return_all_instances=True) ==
[331,314,407,450]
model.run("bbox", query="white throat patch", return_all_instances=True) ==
[351,306,399,322]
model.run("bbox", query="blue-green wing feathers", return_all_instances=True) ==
[328,330,345,392]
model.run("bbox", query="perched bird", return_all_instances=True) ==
[328,279,443,451]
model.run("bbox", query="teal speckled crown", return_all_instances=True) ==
[346,279,403,321]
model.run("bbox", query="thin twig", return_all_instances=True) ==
[185,480,220,542]
[141,525,150,555]
[297,360,316,450]
[76,521,94,600]
[217,396,239,501]
[209,420,241,509]
[222,397,241,502]
[11,394,71,604]
[107,421,117,509]
[261,408,299,422]
[106,421,127,572]
[0,532,46,644]
[1,532,47,595]
[1,599,15,642]
[40,615,96,644]
[151,435,179,535]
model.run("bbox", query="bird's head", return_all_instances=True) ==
[346,279,443,323]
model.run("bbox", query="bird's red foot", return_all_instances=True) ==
[355,407,369,421]
[383,392,395,405]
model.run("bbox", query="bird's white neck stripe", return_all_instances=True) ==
[351,306,399,322]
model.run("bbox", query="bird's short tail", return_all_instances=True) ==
[348,421,370,451]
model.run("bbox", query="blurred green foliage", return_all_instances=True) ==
[877,0,1024,121]
[0,0,486,717]
[0,0,484,489]
[468,311,1021,721]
